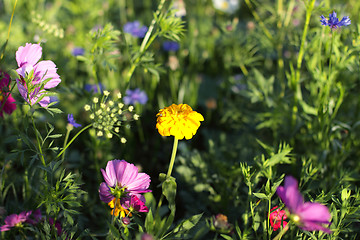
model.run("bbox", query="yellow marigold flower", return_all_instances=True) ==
[108,198,132,218]
[156,104,204,140]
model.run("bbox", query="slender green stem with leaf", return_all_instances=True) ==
[56,123,93,159]
[125,0,168,85]
[156,137,179,213]
[31,113,46,167]
[291,0,316,126]
[0,0,18,61]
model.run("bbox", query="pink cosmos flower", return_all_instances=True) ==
[0,211,32,232]
[99,159,151,204]
[269,206,288,231]
[122,195,149,213]
[15,43,61,107]
[0,70,16,117]
[276,176,332,233]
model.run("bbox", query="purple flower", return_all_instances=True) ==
[99,159,151,204]
[72,47,85,56]
[123,88,148,105]
[123,21,148,38]
[49,218,63,236]
[49,95,59,105]
[0,211,32,232]
[15,43,61,107]
[163,41,180,52]
[26,209,43,225]
[276,176,332,233]
[84,83,104,94]
[320,11,351,29]
[67,114,82,128]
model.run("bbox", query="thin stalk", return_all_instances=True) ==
[291,0,316,126]
[272,221,290,240]
[166,137,179,178]
[244,0,273,41]
[0,0,18,61]
[61,127,72,161]
[31,114,46,167]
[267,199,271,239]
[156,137,179,214]
[125,0,168,85]
[56,123,93,159]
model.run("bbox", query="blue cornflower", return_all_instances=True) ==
[84,83,104,94]
[162,41,180,52]
[67,114,82,128]
[49,96,59,105]
[123,21,148,38]
[320,11,351,29]
[123,88,148,105]
[72,47,85,56]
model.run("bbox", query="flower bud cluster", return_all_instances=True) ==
[31,12,64,38]
[84,91,138,141]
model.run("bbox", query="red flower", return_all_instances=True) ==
[0,70,16,117]
[269,206,288,231]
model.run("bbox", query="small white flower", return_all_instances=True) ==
[93,97,99,103]
[104,90,110,96]
[84,104,91,111]
[121,137,127,143]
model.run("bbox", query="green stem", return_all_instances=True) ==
[156,137,179,214]
[0,0,18,61]
[272,221,290,240]
[56,123,93,159]
[125,0,168,85]
[291,0,316,126]
[166,137,179,178]
[244,0,273,41]
[267,200,271,239]
[61,127,71,161]
[31,114,46,167]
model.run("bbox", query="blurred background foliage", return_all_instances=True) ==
[1,0,360,239]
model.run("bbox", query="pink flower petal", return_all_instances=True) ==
[16,43,42,68]
[276,176,304,214]
[33,60,61,89]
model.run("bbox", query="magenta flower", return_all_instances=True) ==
[269,206,288,231]
[276,176,332,233]
[15,43,61,107]
[99,159,151,204]
[122,195,149,213]
[0,70,16,117]
[26,209,43,225]
[0,211,32,232]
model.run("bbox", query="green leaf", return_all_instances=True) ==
[145,208,154,234]
[253,192,268,199]
[164,213,203,239]
[220,234,233,240]
[108,222,122,239]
